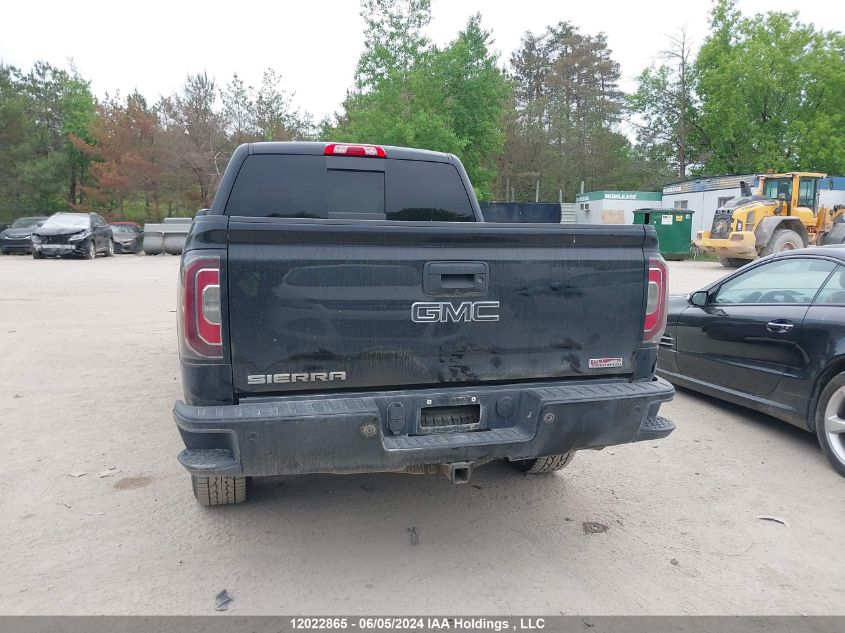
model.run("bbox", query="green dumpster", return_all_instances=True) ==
[633,208,694,260]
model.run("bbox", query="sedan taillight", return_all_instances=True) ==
[182,256,222,358]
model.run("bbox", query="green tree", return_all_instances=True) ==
[629,29,700,179]
[222,70,314,146]
[221,73,255,146]
[696,0,845,174]
[327,1,510,198]
[21,63,74,211]
[61,65,97,205]
[503,22,636,201]
[0,64,36,218]
[0,61,95,219]
[327,0,445,149]
[354,0,432,91]
[428,15,510,199]
[251,69,315,141]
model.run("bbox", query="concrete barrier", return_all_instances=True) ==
[163,233,187,255]
[142,232,163,255]
[142,221,191,255]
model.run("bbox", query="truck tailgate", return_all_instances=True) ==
[227,219,649,396]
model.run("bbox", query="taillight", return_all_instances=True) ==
[182,256,222,358]
[643,256,668,343]
[324,143,386,158]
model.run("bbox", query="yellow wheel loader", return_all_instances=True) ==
[694,172,845,267]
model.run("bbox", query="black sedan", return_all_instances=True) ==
[0,216,47,254]
[109,222,143,253]
[31,212,114,260]
[658,246,845,476]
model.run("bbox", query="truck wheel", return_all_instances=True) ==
[815,373,845,477]
[760,228,804,256]
[191,475,248,506]
[718,257,747,268]
[508,453,575,474]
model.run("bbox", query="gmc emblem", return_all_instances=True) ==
[411,301,500,323]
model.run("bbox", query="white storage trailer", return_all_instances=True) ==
[573,191,662,225]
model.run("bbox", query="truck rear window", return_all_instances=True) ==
[224,154,474,221]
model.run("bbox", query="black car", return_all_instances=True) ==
[109,222,143,253]
[658,246,845,476]
[0,216,48,254]
[32,212,114,260]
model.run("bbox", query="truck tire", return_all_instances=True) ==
[815,373,845,477]
[760,228,804,256]
[191,475,247,506]
[507,452,575,474]
[718,257,747,268]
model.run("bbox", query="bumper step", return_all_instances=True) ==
[635,416,675,441]
[384,426,531,450]
[178,448,239,474]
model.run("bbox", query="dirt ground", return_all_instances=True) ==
[0,254,843,615]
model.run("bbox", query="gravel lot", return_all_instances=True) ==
[0,254,843,615]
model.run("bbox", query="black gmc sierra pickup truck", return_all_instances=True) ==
[174,141,675,506]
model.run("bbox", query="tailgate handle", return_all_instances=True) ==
[441,273,476,289]
[424,261,488,296]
